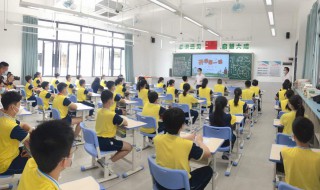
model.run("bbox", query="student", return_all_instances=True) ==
[106,81,126,115]
[32,72,42,89]
[52,83,82,137]
[77,79,95,120]
[39,81,55,117]
[180,76,194,91]
[5,73,16,89]
[242,80,255,101]
[275,79,291,101]
[100,74,107,88]
[141,91,166,134]
[280,117,320,189]
[209,96,236,160]
[280,89,294,112]
[154,108,212,190]
[75,75,82,89]
[280,95,305,135]
[25,75,37,108]
[17,120,75,190]
[51,73,60,93]
[195,68,205,89]
[138,79,149,106]
[0,61,9,76]
[213,78,227,94]
[65,75,74,95]
[166,79,179,104]
[156,77,166,89]
[0,91,32,175]
[251,79,261,112]
[95,90,132,163]
[91,77,104,93]
[198,78,213,113]
[179,83,199,124]
[228,88,247,115]
[115,78,127,98]
[0,80,5,96]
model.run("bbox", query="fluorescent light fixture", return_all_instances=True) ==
[271,28,276,36]
[150,0,177,12]
[207,29,219,37]
[184,16,202,27]
[266,0,272,5]
[156,33,176,39]
[268,11,274,25]
[127,27,149,33]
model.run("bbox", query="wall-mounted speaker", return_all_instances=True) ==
[151,37,155,43]
[286,32,290,39]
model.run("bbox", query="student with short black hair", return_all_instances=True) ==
[25,75,37,108]
[180,76,194,91]
[280,89,294,112]
[39,81,55,118]
[213,78,227,94]
[0,91,32,175]
[51,73,60,93]
[137,79,149,106]
[106,81,126,115]
[0,61,9,75]
[154,108,212,190]
[198,78,213,113]
[228,88,248,115]
[32,72,42,89]
[77,79,95,120]
[91,77,104,93]
[75,75,82,89]
[156,77,166,89]
[280,117,320,190]
[17,120,75,190]
[65,75,74,95]
[251,79,261,112]
[179,83,199,124]
[115,78,127,98]
[95,90,132,163]
[242,80,255,101]
[141,91,166,134]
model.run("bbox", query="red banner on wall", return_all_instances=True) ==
[205,41,218,50]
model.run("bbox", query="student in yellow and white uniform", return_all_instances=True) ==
[279,89,294,112]
[65,75,74,95]
[242,80,255,101]
[52,83,82,138]
[179,83,198,124]
[95,90,132,163]
[5,73,16,90]
[17,120,76,190]
[213,78,227,95]
[280,117,320,190]
[100,74,107,88]
[0,80,6,96]
[115,78,127,98]
[166,79,179,104]
[179,76,194,91]
[106,81,126,115]
[154,108,212,189]
[275,79,292,101]
[75,75,82,89]
[228,88,248,115]
[141,91,166,135]
[39,81,55,118]
[51,73,60,94]
[0,91,32,175]
[32,72,42,89]
[137,79,149,106]
[24,75,37,108]
[280,95,305,135]
[198,78,213,113]
[251,79,261,112]
[156,77,166,89]
[77,79,95,120]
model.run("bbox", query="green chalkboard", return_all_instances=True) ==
[228,53,253,80]
[172,54,192,77]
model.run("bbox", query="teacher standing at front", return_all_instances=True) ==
[195,68,205,89]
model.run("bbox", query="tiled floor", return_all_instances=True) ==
[12,82,280,190]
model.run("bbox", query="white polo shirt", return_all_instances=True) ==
[196,73,205,85]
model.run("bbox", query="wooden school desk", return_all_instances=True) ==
[60,176,103,190]
[121,116,147,178]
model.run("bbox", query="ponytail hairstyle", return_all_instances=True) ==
[282,79,291,90]
[167,79,175,87]
[183,83,190,96]
[158,77,164,84]
[201,78,208,89]
[234,88,242,106]
[34,72,41,80]
[284,90,295,111]
[289,95,305,118]
[138,79,147,92]
[212,96,228,126]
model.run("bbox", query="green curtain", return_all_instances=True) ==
[22,16,38,85]
[125,34,134,83]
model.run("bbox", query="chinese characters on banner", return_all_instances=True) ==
[257,61,281,77]
[178,42,251,50]
[179,43,202,50]
[221,43,250,50]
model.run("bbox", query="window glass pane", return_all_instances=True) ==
[94,46,102,76]
[113,49,121,76]
[121,50,125,77]
[58,24,80,42]
[58,43,68,76]
[43,41,54,76]
[94,30,112,46]
[69,44,78,76]
[103,48,111,76]
[113,33,125,47]
[82,27,93,44]
[80,45,93,76]
[38,41,43,73]
[38,21,56,39]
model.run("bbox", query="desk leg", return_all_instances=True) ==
[233,123,242,166]
[199,104,202,130]
[246,110,253,140]
[210,154,218,190]
[122,128,144,178]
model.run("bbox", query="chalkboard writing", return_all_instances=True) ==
[229,53,253,80]
[172,54,192,77]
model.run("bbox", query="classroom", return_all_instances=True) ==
[0,0,320,190]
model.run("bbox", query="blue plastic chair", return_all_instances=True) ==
[20,89,35,109]
[148,155,190,190]
[149,84,155,89]
[278,182,301,190]
[97,102,103,108]
[52,108,61,120]
[69,95,77,103]
[172,103,193,128]
[278,111,285,119]
[36,97,51,121]
[130,97,143,113]
[276,133,296,147]
[87,88,93,92]
[0,175,13,190]
[154,88,164,94]
[80,123,119,182]
[203,125,233,176]
[49,85,56,93]
[161,94,173,107]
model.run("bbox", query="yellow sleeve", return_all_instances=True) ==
[231,115,236,125]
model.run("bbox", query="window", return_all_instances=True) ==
[37,20,125,77]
